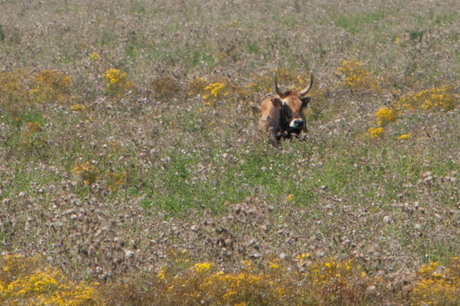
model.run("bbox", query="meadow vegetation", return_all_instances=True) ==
[0,0,458,304]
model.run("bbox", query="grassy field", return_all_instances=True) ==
[0,0,459,304]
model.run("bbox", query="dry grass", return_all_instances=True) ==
[0,0,459,304]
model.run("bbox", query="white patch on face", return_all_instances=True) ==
[289,119,304,129]
[282,98,289,105]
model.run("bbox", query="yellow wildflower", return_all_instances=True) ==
[26,121,41,133]
[195,262,212,273]
[158,268,166,280]
[375,106,395,126]
[296,253,310,260]
[398,133,411,140]
[71,104,86,111]
[269,262,280,270]
[90,52,100,62]
[105,68,127,85]
[336,60,378,90]
[368,127,384,139]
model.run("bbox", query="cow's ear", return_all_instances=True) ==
[271,98,282,108]
[301,97,310,108]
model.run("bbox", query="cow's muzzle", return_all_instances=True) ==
[289,119,304,129]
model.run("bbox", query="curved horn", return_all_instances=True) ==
[274,72,284,97]
[299,74,314,96]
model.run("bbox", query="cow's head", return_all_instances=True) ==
[273,73,313,136]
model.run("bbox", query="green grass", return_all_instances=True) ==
[0,25,5,41]
[331,9,386,33]
[126,134,458,215]
[129,3,146,15]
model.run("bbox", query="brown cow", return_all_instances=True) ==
[258,73,313,140]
